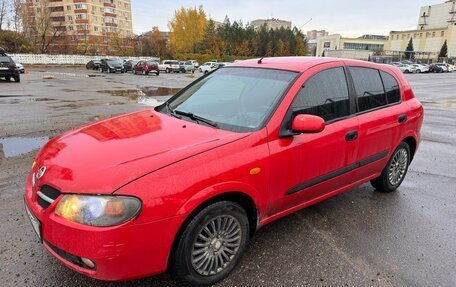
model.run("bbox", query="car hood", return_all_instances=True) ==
[35,110,248,194]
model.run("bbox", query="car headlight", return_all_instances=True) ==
[55,195,141,227]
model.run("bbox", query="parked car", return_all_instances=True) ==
[435,63,454,72]
[199,61,223,74]
[123,60,139,72]
[429,64,445,73]
[397,64,416,73]
[179,61,195,73]
[0,48,20,82]
[389,62,401,67]
[86,60,101,70]
[24,57,423,286]
[188,60,199,68]
[411,64,429,73]
[134,60,159,75]
[159,60,180,73]
[11,57,25,73]
[100,59,125,73]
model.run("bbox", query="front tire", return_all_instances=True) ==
[371,142,411,192]
[170,201,249,286]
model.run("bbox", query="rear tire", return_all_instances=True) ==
[371,142,411,192]
[170,201,249,286]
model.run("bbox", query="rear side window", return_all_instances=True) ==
[349,67,386,112]
[292,67,350,121]
[380,71,401,104]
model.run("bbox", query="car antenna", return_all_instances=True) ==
[258,57,264,64]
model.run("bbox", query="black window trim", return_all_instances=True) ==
[346,66,403,116]
[279,65,356,138]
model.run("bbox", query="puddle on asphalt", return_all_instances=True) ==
[421,99,456,108]
[0,137,49,158]
[98,87,180,107]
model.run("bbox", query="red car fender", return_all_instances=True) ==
[175,180,265,220]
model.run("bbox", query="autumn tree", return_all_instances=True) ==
[169,6,207,53]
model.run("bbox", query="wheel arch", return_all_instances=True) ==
[167,190,259,270]
[402,136,417,161]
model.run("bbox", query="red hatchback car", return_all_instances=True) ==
[25,57,423,286]
[133,60,160,75]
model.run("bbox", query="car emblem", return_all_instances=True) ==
[36,166,46,179]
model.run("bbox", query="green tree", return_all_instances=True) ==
[439,40,448,58]
[405,38,414,60]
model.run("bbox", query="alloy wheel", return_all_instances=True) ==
[191,215,242,276]
[388,148,408,186]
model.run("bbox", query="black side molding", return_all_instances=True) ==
[285,150,389,196]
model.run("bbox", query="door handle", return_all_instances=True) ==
[345,130,358,141]
[398,114,407,124]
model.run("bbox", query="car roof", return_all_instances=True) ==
[229,57,386,72]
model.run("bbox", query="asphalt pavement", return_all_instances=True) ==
[0,68,455,287]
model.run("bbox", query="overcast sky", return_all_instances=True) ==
[131,0,444,36]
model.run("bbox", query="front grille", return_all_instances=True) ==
[37,185,61,209]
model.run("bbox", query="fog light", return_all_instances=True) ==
[81,257,96,269]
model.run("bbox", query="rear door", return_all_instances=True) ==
[348,66,406,181]
[268,63,359,215]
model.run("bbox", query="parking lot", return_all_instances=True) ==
[0,67,455,286]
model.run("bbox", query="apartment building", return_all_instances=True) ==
[23,0,133,54]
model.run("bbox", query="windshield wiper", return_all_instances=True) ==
[166,102,181,119]
[174,110,218,128]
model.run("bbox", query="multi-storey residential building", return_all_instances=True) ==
[23,0,133,54]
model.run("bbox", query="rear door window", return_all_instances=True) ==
[380,71,401,104]
[292,67,351,121]
[349,67,387,112]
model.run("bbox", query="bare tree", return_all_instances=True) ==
[10,0,23,32]
[0,0,9,31]
[28,0,66,53]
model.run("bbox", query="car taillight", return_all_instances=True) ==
[11,62,16,69]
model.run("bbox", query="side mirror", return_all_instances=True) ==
[292,114,325,134]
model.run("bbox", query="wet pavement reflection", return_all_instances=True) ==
[99,86,180,107]
[0,137,49,158]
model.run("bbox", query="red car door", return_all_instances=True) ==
[347,65,407,182]
[267,63,359,216]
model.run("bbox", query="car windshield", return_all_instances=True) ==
[170,61,179,65]
[147,61,157,65]
[107,60,121,64]
[162,67,297,132]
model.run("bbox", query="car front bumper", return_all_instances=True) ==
[24,181,185,281]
